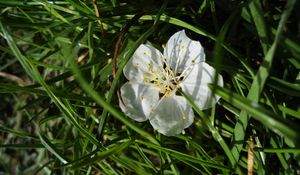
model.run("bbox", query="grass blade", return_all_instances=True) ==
[230,0,297,161]
[212,85,300,146]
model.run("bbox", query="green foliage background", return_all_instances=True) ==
[0,0,300,174]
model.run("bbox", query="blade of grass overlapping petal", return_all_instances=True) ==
[98,2,166,137]
[181,91,242,174]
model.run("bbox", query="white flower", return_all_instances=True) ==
[119,30,223,136]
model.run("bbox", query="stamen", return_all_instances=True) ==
[143,73,150,79]
[159,92,164,99]
[180,44,185,49]
[171,79,176,85]
[164,66,169,72]
[163,63,167,70]
[149,68,154,74]
[154,83,160,88]
[175,87,182,95]
[165,86,171,91]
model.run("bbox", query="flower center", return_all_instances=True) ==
[144,60,187,98]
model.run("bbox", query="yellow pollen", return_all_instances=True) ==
[147,63,151,67]
[162,44,166,49]
[164,66,169,71]
[149,69,154,74]
[180,44,185,49]
[143,73,150,79]
[182,115,187,120]
[154,83,160,88]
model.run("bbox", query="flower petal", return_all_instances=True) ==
[180,62,223,110]
[163,30,205,74]
[149,96,194,136]
[124,44,164,83]
[120,82,160,122]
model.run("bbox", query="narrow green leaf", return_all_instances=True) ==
[268,77,300,97]
[212,85,300,146]
[0,125,38,140]
[249,0,269,54]
[39,133,68,164]
[136,140,232,172]
[181,91,242,174]
[231,0,297,161]
[70,52,158,145]
[70,140,133,169]
[0,143,44,149]
[0,84,92,102]
[0,20,102,148]
[98,3,167,136]
[278,105,300,119]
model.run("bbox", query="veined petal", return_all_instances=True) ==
[163,30,205,74]
[180,62,223,110]
[124,44,164,83]
[120,82,160,122]
[149,96,194,136]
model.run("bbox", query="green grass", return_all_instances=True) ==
[1,0,300,174]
